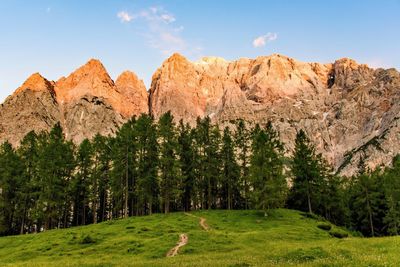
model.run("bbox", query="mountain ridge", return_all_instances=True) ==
[1,53,399,176]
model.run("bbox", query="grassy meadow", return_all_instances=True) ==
[0,209,399,266]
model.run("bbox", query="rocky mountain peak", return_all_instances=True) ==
[55,59,114,103]
[115,70,143,88]
[332,58,374,89]
[115,71,149,115]
[15,72,54,94]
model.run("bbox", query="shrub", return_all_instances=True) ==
[300,212,320,220]
[317,223,332,231]
[79,235,96,244]
[329,229,349,238]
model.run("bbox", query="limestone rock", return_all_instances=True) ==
[0,74,60,145]
[149,53,400,176]
[115,71,148,116]
[0,59,149,145]
[1,54,399,176]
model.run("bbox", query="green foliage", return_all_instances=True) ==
[249,122,287,214]
[1,113,400,242]
[288,130,323,214]
[329,229,349,238]
[78,234,96,244]
[234,119,251,209]
[14,210,400,267]
[220,127,240,210]
[158,112,180,213]
[317,223,332,231]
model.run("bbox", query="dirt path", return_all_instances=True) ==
[184,212,210,231]
[166,233,188,257]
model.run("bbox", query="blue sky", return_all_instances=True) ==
[0,0,399,103]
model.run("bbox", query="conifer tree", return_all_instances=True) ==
[92,134,112,223]
[0,141,23,235]
[221,127,240,210]
[35,123,75,230]
[16,131,39,234]
[288,130,322,214]
[110,118,136,218]
[135,114,159,215]
[250,122,286,215]
[72,139,92,225]
[348,170,385,237]
[234,119,251,209]
[383,155,400,235]
[158,112,180,213]
[177,120,196,211]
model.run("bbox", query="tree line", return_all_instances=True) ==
[0,112,399,237]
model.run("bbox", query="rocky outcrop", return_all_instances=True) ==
[149,53,400,176]
[0,73,60,145]
[115,71,148,116]
[0,59,148,145]
[55,59,148,118]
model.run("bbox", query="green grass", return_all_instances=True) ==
[0,209,399,266]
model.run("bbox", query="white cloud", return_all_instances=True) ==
[253,33,278,48]
[117,11,134,23]
[160,14,176,23]
[116,6,202,57]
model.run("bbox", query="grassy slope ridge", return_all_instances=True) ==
[0,209,399,266]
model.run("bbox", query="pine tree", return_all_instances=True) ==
[194,117,209,210]
[250,122,286,215]
[135,114,159,215]
[91,134,112,223]
[383,155,400,235]
[177,120,196,211]
[288,130,322,214]
[348,170,385,237]
[110,118,136,218]
[221,127,240,210]
[71,139,93,226]
[35,123,75,230]
[16,131,39,234]
[318,160,349,226]
[158,112,180,213]
[0,141,23,235]
[234,119,251,209]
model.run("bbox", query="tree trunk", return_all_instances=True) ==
[124,147,129,218]
[208,177,211,210]
[306,180,312,214]
[228,185,232,210]
[365,188,375,237]
[20,204,26,234]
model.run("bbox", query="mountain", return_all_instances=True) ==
[150,54,400,176]
[0,73,60,145]
[1,54,399,176]
[0,59,148,144]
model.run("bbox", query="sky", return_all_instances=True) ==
[0,0,399,103]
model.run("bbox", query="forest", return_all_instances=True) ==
[0,112,399,238]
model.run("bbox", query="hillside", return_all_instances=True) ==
[0,209,399,266]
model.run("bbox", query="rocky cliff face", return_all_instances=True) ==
[0,59,148,145]
[0,54,399,176]
[149,54,400,176]
[0,73,60,145]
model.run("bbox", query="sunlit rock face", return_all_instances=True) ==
[1,54,399,176]
[149,53,400,176]
[1,59,149,145]
[0,73,60,146]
